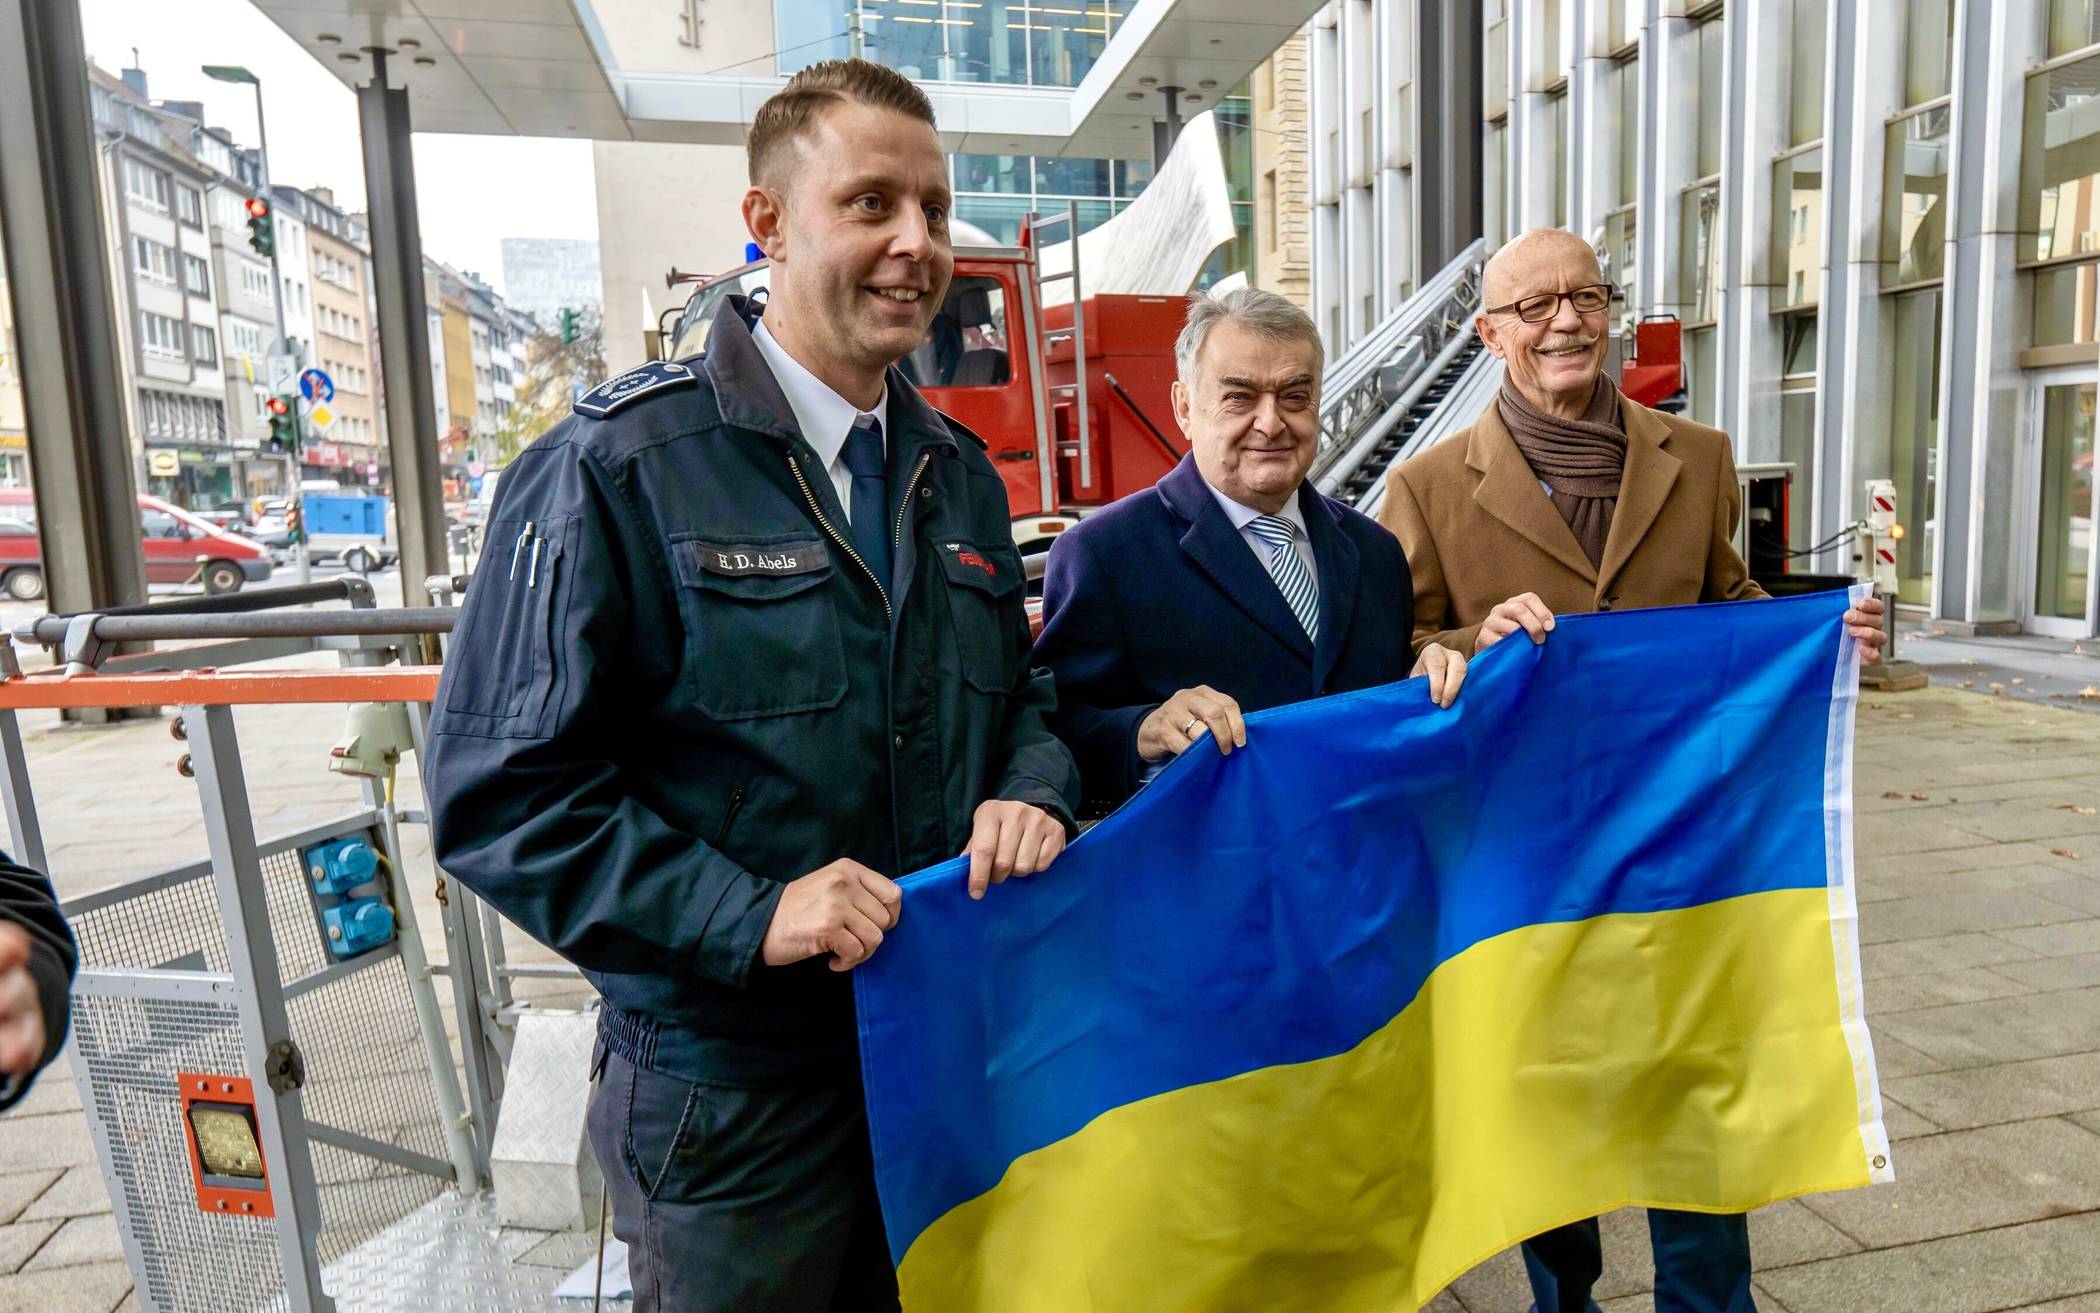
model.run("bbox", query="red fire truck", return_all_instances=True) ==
[659,223,1193,559]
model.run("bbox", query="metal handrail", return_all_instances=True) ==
[1311,240,1488,486]
[15,608,453,647]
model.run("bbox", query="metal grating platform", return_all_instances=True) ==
[322,1191,627,1312]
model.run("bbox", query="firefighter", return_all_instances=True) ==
[425,59,1079,1312]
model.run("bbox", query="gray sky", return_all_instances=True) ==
[81,0,600,295]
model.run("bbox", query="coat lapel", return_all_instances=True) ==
[1157,458,1316,664]
[1595,399,1682,597]
[1300,484,1358,688]
[1466,404,1599,584]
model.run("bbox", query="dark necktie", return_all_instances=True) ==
[842,416,890,593]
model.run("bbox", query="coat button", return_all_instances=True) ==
[894,735,904,749]
[919,486,932,499]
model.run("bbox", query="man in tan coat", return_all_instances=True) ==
[1379,228,1884,1313]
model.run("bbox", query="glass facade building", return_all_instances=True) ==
[1317,0,2098,637]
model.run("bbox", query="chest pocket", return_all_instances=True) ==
[669,532,847,720]
[935,540,1024,693]
[443,515,568,737]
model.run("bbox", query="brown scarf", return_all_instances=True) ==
[1496,373,1627,568]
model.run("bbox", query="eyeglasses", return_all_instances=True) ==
[1482,284,1617,323]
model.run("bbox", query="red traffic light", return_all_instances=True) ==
[265,396,290,417]
[245,197,271,219]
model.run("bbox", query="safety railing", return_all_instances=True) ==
[0,595,574,1311]
[1310,240,1488,491]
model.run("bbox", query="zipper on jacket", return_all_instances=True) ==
[713,784,748,849]
[788,453,892,624]
[893,451,933,562]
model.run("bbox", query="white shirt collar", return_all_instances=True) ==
[1205,479,1310,537]
[751,316,887,467]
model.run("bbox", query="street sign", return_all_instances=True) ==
[147,450,179,477]
[469,475,485,495]
[299,368,335,404]
[466,460,486,478]
[308,402,339,432]
[265,353,297,395]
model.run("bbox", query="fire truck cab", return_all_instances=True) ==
[659,236,1191,561]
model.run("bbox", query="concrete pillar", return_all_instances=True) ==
[1639,0,1699,320]
[1932,0,2041,630]
[1716,0,1789,465]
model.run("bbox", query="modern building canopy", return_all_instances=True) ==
[249,0,1320,156]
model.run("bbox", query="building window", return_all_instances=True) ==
[133,236,176,284]
[140,311,185,358]
[1548,91,1568,228]
[1874,288,1940,606]
[241,261,271,301]
[2032,260,2100,347]
[1883,103,1951,286]
[124,158,170,211]
[1604,205,1637,312]
[1903,0,1954,107]
[1602,0,1636,55]
[183,253,211,297]
[2050,0,2100,57]
[226,320,264,358]
[176,183,204,229]
[1787,0,1827,149]
[1681,179,1722,325]
[1693,15,1725,178]
[2022,51,2100,263]
[1778,310,1819,555]
[190,324,217,366]
[1685,325,1716,426]
[1613,55,1640,212]
[1484,4,1509,119]
[1771,145,1822,310]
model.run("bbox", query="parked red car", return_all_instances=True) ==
[0,490,275,600]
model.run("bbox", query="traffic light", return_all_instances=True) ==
[265,394,296,453]
[245,197,274,259]
[559,307,579,344]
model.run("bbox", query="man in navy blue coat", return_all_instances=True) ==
[1034,288,1468,816]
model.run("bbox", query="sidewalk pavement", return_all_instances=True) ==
[0,676,2096,1311]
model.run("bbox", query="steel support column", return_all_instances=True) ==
[1415,0,1481,273]
[0,0,149,630]
[358,52,447,608]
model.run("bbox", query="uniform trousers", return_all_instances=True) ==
[586,1049,900,1313]
[1523,1210,1756,1313]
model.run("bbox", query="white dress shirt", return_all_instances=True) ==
[1206,481,1320,594]
[752,317,888,526]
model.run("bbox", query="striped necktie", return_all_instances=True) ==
[1247,514,1318,643]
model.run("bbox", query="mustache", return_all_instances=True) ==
[1534,333,1598,352]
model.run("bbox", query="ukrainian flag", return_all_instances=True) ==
[857,588,1893,1311]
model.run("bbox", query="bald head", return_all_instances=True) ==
[1482,228,1604,309]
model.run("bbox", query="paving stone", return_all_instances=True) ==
[2021,1298,2100,1312]
[1875,987,2100,1070]
[0,1258,133,1312]
[1756,1214,2100,1313]
[1992,951,2100,992]
[0,1171,60,1226]
[1873,865,2085,900]
[1797,1119,2100,1249]
[1887,1053,2100,1130]
[1865,1027,1956,1079]
[18,1166,112,1222]
[2034,879,2100,918]
[1748,1282,1797,1312]
[1864,966,2034,1015]
[0,1113,96,1172]
[1856,890,2091,946]
[1849,815,1997,858]
[1746,1198,1862,1266]
[22,1215,125,1271]
[1859,933,2039,980]
[1877,1095,1940,1141]
[3,1076,81,1118]
[1447,1242,1532,1310]
[1421,1289,1465,1312]
[1851,878,1900,904]
[1990,918,2100,958]
[0,1218,58,1274]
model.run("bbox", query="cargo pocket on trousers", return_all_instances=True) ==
[670,533,848,720]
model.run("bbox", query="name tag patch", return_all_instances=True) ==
[940,542,999,578]
[693,540,830,578]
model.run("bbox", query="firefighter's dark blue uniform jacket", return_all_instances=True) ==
[426,296,1080,1084]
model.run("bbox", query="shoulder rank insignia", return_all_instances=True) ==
[573,360,697,419]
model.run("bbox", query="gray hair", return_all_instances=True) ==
[1174,287,1326,389]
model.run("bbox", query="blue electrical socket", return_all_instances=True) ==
[306,837,379,896]
[302,835,395,959]
[321,898,396,958]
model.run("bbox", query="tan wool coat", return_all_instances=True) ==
[1379,391,1768,656]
